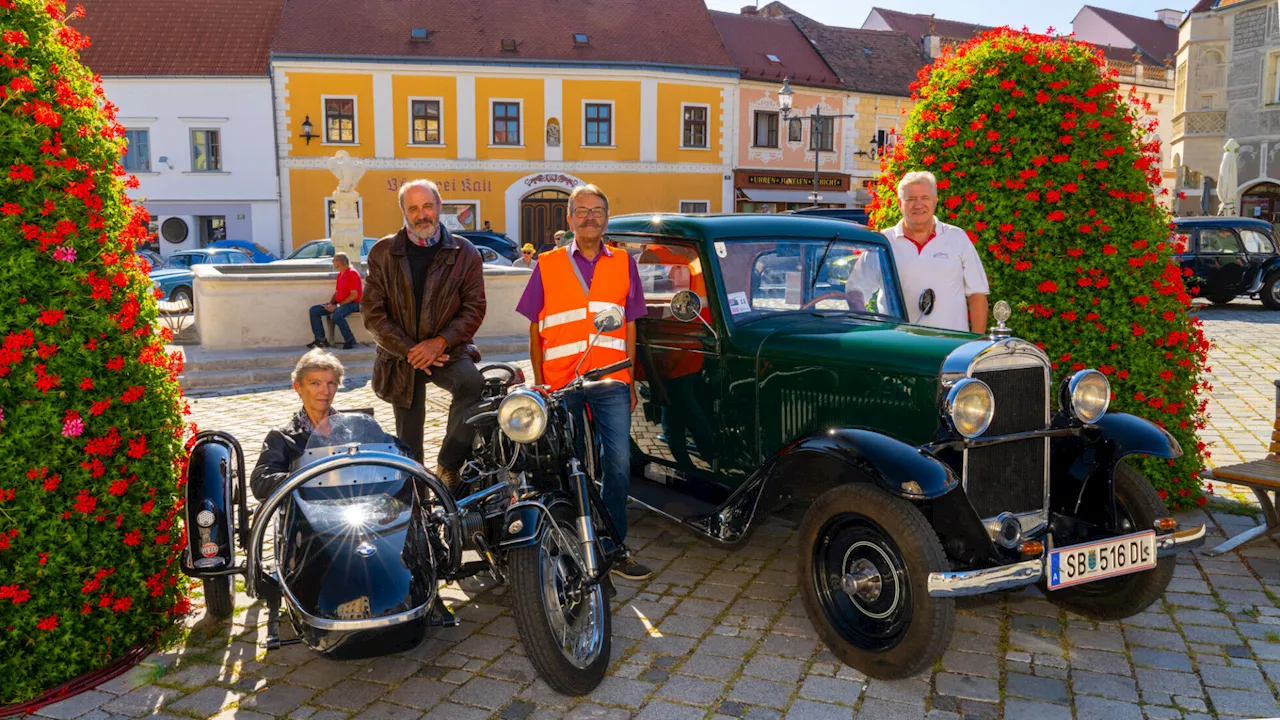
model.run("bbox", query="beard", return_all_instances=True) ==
[407,217,437,242]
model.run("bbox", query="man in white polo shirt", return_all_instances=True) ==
[881,170,989,333]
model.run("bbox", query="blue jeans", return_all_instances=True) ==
[564,381,632,543]
[309,302,359,344]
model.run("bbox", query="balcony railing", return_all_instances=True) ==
[1172,110,1226,140]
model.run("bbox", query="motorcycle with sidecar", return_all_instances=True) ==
[179,307,631,694]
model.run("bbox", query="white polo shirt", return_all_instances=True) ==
[882,218,989,332]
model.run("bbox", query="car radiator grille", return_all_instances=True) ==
[965,366,1048,519]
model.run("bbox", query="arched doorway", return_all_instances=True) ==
[1241,182,1280,226]
[520,189,569,252]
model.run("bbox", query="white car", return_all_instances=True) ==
[270,238,379,266]
[478,246,512,266]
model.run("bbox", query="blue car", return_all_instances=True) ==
[208,239,278,263]
[1173,217,1280,310]
[151,248,254,305]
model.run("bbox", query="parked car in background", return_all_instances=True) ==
[137,248,163,273]
[271,237,379,266]
[457,230,520,261]
[477,246,513,266]
[151,248,254,305]
[784,206,870,225]
[1173,217,1280,309]
[208,239,278,263]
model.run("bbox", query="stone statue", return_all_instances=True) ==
[546,119,561,147]
[1217,138,1239,217]
[327,150,366,258]
[328,149,367,194]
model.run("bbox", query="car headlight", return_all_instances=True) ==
[946,378,995,438]
[497,390,547,444]
[1064,369,1110,424]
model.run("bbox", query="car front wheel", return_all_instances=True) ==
[798,483,954,680]
[1261,272,1280,311]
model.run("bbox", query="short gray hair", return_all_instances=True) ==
[397,179,443,209]
[334,251,351,268]
[897,171,938,201]
[568,184,609,214]
[292,348,345,386]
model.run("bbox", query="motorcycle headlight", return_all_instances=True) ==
[497,389,547,444]
[946,378,995,438]
[1065,369,1110,424]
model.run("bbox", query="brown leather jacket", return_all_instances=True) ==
[361,226,486,407]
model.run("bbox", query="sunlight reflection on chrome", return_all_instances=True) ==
[342,504,369,528]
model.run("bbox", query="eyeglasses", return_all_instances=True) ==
[572,208,607,219]
[523,251,533,256]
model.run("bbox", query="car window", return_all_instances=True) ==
[253,243,272,257]
[1199,229,1243,255]
[230,252,253,264]
[210,254,231,265]
[289,241,325,259]
[722,239,902,323]
[611,239,714,323]
[162,254,195,269]
[1240,229,1277,254]
[479,247,497,261]
[362,238,376,256]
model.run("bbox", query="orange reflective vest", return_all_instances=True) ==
[537,246,632,391]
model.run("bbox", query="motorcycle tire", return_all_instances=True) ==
[203,575,235,619]
[508,510,611,696]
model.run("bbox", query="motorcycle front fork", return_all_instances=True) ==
[567,457,625,584]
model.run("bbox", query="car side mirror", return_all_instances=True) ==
[592,306,625,333]
[670,290,702,322]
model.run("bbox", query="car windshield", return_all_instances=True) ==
[290,412,412,532]
[716,238,903,324]
[287,241,328,259]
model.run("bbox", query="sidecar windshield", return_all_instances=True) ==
[304,412,392,452]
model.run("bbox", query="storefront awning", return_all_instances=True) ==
[740,189,853,206]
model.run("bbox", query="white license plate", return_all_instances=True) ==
[1047,530,1157,590]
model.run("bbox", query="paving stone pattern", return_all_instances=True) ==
[36,302,1280,719]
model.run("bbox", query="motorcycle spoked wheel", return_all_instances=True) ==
[508,504,611,696]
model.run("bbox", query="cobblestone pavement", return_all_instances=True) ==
[36,301,1280,720]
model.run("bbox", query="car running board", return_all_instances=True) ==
[628,475,720,525]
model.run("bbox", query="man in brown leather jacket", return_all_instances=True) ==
[361,179,486,487]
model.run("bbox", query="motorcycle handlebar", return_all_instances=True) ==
[582,359,632,382]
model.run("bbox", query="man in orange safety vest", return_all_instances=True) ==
[515,184,652,581]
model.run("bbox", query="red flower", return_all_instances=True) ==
[73,490,97,515]
[1046,210,1066,222]
[121,386,145,404]
[128,436,148,459]
[38,309,65,326]
[2,30,30,47]
[42,474,61,493]
[122,528,141,546]
[106,355,124,371]
[1132,323,1146,337]
[8,163,34,182]
[0,202,22,215]
[1038,280,1058,293]
[140,499,154,514]
[36,615,58,631]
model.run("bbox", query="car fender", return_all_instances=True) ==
[181,434,241,576]
[767,428,960,501]
[1090,412,1182,460]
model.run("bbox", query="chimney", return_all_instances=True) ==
[1156,8,1182,27]
[740,5,758,16]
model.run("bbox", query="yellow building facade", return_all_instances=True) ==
[274,62,735,251]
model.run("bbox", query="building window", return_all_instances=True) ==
[123,129,150,172]
[787,118,803,143]
[753,111,778,148]
[493,101,521,145]
[324,98,356,143]
[585,103,612,146]
[679,201,709,214]
[410,99,441,144]
[682,105,708,148]
[809,117,833,152]
[191,129,221,172]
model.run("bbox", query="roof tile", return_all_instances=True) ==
[270,0,734,69]
[709,11,841,89]
[1079,5,1178,63]
[793,18,924,97]
[867,7,991,45]
[76,0,285,76]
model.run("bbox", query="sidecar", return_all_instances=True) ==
[179,414,457,659]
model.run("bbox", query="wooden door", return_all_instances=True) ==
[520,190,569,251]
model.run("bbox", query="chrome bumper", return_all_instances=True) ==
[927,524,1207,598]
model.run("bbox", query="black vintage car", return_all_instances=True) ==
[1173,217,1280,309]
[606,213,1206,679]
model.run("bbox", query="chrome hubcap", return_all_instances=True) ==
[841,558,883,602]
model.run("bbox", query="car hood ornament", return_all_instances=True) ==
[989,300,1012,338]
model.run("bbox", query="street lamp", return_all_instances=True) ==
[299,115,316,145]
[778,78,859,208]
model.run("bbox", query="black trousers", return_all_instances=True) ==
[393,357,484,471]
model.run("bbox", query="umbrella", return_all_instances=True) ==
[1217,138,1239,216]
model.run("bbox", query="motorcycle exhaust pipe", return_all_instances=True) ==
[567,458,600,578]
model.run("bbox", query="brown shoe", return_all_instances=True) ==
[435,464,461,490]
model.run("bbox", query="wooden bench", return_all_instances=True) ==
[1203,378,1280,555]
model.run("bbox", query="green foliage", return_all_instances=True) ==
[0,0,191,703]
[870,29,1210,510]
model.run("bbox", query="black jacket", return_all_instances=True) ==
[250,409,314,501]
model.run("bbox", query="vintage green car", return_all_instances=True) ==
[606,213,1206,679]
